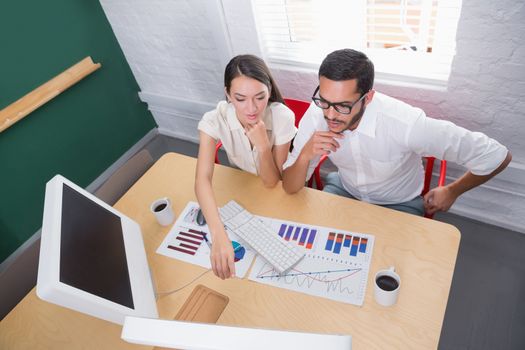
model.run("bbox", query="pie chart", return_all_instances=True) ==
[232,240,246,262]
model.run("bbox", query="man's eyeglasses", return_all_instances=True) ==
[311,86,367,115]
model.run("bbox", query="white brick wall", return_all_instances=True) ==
[100,0,225,113]
[99,0,525,233]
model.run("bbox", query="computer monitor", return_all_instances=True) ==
[37,175,158,325]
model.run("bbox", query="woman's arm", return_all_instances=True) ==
[245,120,282,187]
[272,142,292,173]
[194,131,235,279]
[255,140,292,187]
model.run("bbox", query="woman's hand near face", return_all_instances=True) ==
[245,120,271,151]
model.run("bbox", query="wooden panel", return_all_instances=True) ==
[0,57,101,132]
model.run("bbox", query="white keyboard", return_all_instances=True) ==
[220,200,305,274]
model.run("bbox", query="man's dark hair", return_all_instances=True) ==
[319,49,375,94]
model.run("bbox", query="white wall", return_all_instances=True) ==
[99,0,525,233]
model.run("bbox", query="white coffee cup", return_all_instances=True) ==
[374,266,401,307]
[150,197,175,226]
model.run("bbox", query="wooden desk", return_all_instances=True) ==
[0,152,460,349]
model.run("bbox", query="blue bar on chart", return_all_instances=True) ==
[343,235,352,248]
[278,224,286,238]
[292,226,301,241]
[350,236,360,256]
[325,232,336,251]
[306,229,316,249]
[284,226,294,241]
[359,238,368,253]
[299,228,309,246]
[333,233,344,254]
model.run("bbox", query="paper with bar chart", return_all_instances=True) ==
[249,218,375,306]
[156,202,256,278]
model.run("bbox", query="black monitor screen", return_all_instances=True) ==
[59,184,134,309]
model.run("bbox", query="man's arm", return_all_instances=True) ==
[282,152,313,194]
[424,151,512,215]
[282,131,343,194]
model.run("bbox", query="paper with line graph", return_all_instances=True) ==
[249,218,374,306]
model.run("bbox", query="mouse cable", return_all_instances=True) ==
[155,269,212,298]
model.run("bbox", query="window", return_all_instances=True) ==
[253,0,462,82]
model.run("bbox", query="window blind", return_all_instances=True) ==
[253,0,462,81]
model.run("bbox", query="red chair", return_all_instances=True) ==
[283,98,310,128]
[306,154,326,190]
[421,157,447,219]
[285,98,324,189]
[313,155,446,218]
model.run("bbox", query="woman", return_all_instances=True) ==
[195,54,296,280]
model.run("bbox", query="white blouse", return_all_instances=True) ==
[198,101,297,175]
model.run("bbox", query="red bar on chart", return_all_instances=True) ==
[179,231,204,241]
[306,229,317,249]
[176,236,201,246]
[167,245,196,255]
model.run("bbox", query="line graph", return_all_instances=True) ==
[255,266,362,296]
[250,254,369,305]
[256,267,361,281]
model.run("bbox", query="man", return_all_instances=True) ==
[282,49,512,216]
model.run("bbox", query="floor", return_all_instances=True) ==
[144,134,525,350]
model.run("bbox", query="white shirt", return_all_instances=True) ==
[198,101,297,175]
[283,92,508,204]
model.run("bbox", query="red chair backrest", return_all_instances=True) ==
[284,98,311,127]
[422,156,447,219]
[422,157,447,196]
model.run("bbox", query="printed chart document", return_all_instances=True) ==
[156,202,256,278]
[248,217,375,306]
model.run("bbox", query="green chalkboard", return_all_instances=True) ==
[0,1,157,263]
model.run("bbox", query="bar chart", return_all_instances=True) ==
[324,232,368,256]
[167,228,206,255]
[276,223,317,249]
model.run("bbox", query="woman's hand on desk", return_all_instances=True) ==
[211,230,236,279]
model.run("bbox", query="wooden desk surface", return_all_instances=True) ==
[0,152,460,349]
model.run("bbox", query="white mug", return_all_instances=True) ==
[374,266,401,307]
[150,197,175,226]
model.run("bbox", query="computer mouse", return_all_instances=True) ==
[196,208,206,226]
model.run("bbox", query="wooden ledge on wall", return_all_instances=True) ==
[0,56,102,133]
